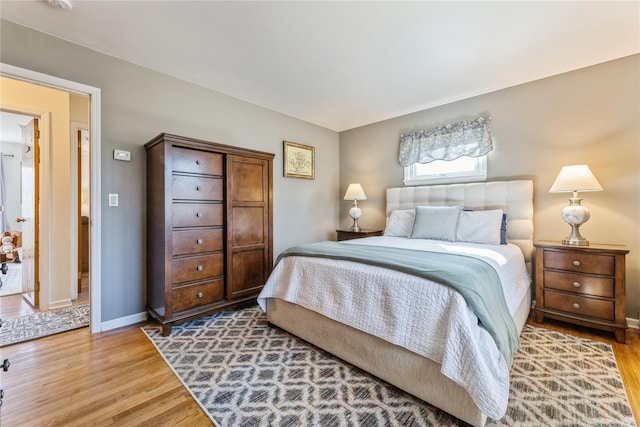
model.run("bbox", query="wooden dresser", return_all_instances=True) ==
[533,241,629,343]
[145,133,274,335]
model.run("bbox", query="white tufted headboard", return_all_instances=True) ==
[386,180,534,273]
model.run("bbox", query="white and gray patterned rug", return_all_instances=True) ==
[0,304,90,347]
[0,262,22,296]
[142,306,636,427]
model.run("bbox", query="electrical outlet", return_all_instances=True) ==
[108,194,118,207]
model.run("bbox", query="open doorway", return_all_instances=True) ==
[0,106,90,320]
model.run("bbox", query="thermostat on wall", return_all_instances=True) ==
[113,149,131,161]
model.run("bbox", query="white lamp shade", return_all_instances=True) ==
[549,165,603,193]
[344,183,367,200]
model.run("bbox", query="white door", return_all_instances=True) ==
[20,118,39,307]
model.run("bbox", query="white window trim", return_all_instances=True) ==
[403,155,487,186]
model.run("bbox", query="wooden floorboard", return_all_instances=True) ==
[0,316,638,426]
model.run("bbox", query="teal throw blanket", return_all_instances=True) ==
[276,241,520,366]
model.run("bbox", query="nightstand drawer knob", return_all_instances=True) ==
[572,260,581,267]
[196,212,202,218]
[572,281,581,288]
[196,239,203,245]
[196,265,203,271]
[573,302,581,309]
[197,292,203,298]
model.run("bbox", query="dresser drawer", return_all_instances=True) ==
[544,290,614,321]
[173,175,223,201]
[173,203,223,228]
[172,279,225,312]
[172,228,223,256]
[543,251,614,276]
[173,147,223,176]
[173,253,224,284]
[544,271,614,298]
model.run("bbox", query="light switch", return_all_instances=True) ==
[113,150,131,161]
[108,194,119,207]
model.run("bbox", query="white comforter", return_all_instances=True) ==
[257,236,531,419]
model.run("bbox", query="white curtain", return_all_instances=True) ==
[0,155,9,233]
[399,115,493,167]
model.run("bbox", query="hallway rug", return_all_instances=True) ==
[142,305,636,427]
[0,304,89,347]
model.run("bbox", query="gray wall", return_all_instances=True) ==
[340,55,640,319]
[1,20,340,323]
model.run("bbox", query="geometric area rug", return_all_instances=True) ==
[142,305,637,427]
[0,304,90,347]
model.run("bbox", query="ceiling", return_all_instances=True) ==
[1,1,638,132]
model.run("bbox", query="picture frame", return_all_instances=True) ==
[283,141,314,179]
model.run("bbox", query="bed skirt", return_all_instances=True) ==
[265,287,531,427]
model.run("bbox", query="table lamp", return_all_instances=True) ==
[344,183,367,232]
[549,164,603,246]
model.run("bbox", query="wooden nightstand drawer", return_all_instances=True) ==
[544,271,614,298]
[544,290,614,321]
[543,251,614,276]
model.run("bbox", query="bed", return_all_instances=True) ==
[258,180,534,426]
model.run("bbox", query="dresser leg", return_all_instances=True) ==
[614,329,626,344]
[162,324,172,337]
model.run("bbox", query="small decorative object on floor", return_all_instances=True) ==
[142,306,635,427]
[0,304,89,347]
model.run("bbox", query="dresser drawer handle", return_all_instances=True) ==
[195,160,201,165]
[196,212,202,218]
[196,186,202,191]
[196,265,203,271]
[196,239,203,245]
[572,260,581,267]
[572,302,580,309]
[197,292,203,298]
[572,281,581,288]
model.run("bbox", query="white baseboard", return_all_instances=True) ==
[49,299,72,310]
[100,311,148,332]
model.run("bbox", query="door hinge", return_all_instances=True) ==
[35,129,40,139]
[35,281,41,292]
[78,271,82,280]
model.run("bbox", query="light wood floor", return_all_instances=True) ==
[0,271,89,320]
[0,315,638,426]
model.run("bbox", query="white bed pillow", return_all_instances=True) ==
[456,209,504,245]
[410,205,462,241]
[384,209,416,237]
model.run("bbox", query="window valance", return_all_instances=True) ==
[399,115,493,167]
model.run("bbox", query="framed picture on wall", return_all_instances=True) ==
[283,141,314,179]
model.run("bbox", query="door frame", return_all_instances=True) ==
[1,63,102,333]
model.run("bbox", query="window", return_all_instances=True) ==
[403,155,487,186]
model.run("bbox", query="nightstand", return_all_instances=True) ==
[533,241,629,343]
[336,229,383,241]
